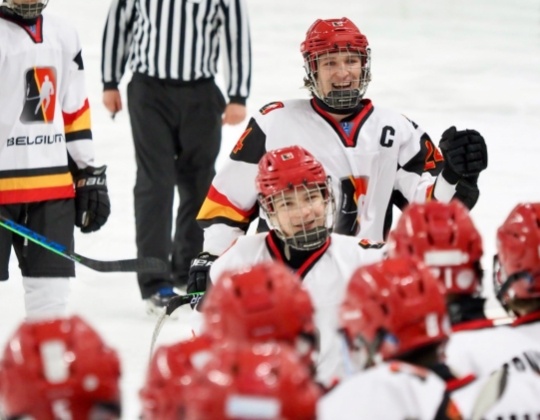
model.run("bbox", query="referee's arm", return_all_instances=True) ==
[101,0,137,90]
[222,0,252,106]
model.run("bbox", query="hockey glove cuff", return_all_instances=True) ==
[188,252,217,310]
[74,165,111,233]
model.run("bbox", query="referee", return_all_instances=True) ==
[101,0,251,315]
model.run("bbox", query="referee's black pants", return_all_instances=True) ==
[127,73,225,299]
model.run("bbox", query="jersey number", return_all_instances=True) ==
[424,140,444,170]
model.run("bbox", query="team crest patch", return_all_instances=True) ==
[358,239,385,249]
[259,101,284,115]
[20,67,57,124]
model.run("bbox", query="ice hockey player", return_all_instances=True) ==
[141,261,318,418]
[318,256,470,419]
[387,201,537,377]
[190,145,385,386]
[0,0,110,318]
[189,16,488,304]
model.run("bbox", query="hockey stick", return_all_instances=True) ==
[0,214,167,274]
[470,364,508,420]
[149,292,205,358]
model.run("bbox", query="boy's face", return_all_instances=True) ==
[269,186,326,238]
[315,50,363,98]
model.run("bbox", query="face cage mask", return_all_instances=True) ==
[304,48,371,111]
[493,254,540,303]
[5,0,48,19]
[339,329,386,376]
[261,181,335,252]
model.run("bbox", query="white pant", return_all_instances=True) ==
[22,277,70,320]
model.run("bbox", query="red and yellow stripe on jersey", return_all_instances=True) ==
[197,185,257,228]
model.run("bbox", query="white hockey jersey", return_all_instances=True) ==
[318,361,456,420]
[197,98,456,255]
[205,232,385,386]
[445,320,539,377]
[0,9,94,204]
[452,356,540,419]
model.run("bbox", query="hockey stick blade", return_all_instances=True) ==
[165,293,204,316]
[149,292,205,358]
[0,215,167,274]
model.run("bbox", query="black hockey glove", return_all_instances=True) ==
[74,165,111,233]
[187,252,217,310]
[439,126,488,184]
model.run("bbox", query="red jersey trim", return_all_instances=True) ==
[0,185,75,204]
[512,310,540,327]
[265,233,331,279]
[446,373,476,392]
[311,99,374,148]
[451,318,495,333]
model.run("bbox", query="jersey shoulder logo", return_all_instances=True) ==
[20,67,57,124]
[232,127,253,154]
[259,101,284,115]
[358,239,385,249]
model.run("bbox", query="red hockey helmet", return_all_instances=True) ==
[201,261,317,368]
[494,203,540,305]
[388,200,483,295]
[340,257,450,364]
[183,342,322,420]
[256,146,335,251]
[140,335,215,420]
[256,145,327,198]
[0,316,121,420]
[300,17,371,109]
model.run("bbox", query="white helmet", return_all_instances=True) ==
[5,0,49,19]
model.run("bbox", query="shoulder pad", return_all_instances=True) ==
[259,101,284,115]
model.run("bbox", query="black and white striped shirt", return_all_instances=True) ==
[101,0,251,103]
